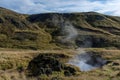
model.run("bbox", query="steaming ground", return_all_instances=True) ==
[68,51,107,71]
[57,18,107,71]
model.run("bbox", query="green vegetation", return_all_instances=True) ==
[0,7,120,80]
[0,7,120,49]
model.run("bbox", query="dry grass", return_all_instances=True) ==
[0,48,120,80]
[0,48,76,70]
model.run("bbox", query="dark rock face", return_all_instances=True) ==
[27,54,77,76]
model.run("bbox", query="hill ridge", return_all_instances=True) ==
[0,7,120,49]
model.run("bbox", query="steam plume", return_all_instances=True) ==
[52,15,107,71]
[52,15,78,43]
[61,21,78,42]
[68,49,107,71]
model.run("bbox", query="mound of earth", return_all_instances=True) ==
[27,53,77,76]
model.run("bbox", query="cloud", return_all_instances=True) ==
[0,0,120,16]
[97,0,120,16]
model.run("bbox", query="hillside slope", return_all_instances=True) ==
[0,7,120,49]
[0,7,57,49]
[28,12,120,49]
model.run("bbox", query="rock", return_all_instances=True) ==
[112,62,119,66]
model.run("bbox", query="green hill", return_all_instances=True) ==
[0,7,120,49]
[0,7,57,49]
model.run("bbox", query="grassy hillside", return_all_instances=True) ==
[0,7,58,50]
[28,12,120,49]
[0,7,120,49]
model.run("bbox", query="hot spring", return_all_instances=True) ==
[69,52,107,71]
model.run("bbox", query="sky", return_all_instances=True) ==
[0,0,120,16]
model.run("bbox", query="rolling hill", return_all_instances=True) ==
[0,7,120,49]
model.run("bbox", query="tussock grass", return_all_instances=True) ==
[0,48,120,80]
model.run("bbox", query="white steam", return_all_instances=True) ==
[61,21,78,42]
[68,49,96,71]
[52,15,78,43]
[68,49,107,71]
[52,15,106,71]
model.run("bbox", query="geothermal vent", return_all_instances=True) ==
[69,52,107,71]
